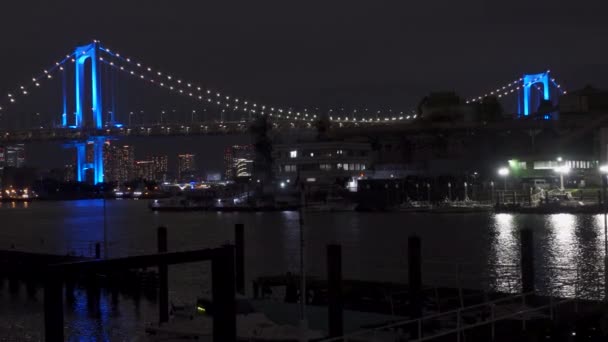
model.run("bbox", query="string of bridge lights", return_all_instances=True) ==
[97,42,416,123]
[3,41,569,124]
[98,44,317,122]
[0,52,75,114]
[97,57,314,123]
[465,70,568,104]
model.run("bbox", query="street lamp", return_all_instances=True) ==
[600,165,608,301]
[498,167,509,190]
[554,165,570,191]
[447,182,452,201]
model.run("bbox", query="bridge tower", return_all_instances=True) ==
[66,42,106,184]
[520,71,551,117]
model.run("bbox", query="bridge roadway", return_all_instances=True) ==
[0,117,599,143]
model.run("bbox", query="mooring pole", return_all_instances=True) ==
[520,228,535,294]
[327,244,343,338]
[157,226,169,324]
[44,274,64,341]
[212,245,236,342]
[235,223,245,295]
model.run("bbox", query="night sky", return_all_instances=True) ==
[1,1,608,172]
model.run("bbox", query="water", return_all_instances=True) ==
[0,200,606,340]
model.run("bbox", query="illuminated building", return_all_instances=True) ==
[103,141,115,182]
[103,142,135,184]
[224,147,234,180]
[4,144,25,167]
[151,155,168,179]
[224,145,254,180]
[273,141,371,185]
[64,164,76,182]
[135,160,156,181]
[0,146,5,166]
[177,154,196,180]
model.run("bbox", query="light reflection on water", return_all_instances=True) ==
[488,212,606,298]
[1,201,608,339]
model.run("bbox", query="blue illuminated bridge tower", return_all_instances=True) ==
[64,42,106,184]
[520,71,552,117]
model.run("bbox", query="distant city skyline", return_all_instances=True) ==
[23,135,252,179]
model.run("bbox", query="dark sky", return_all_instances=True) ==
[2,0,608,171]
[2,0,608,107]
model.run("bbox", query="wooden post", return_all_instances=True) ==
[157,226,169,324]
[327,244,343,338]
[409,236,422,319]
[44,275,63,342]
[235,223,245,295]
[520,228,535,294]
[212,245,236,342]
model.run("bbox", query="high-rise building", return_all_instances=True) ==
[4,144,25,167]
[135,160,156,181]
[0,146,5,167]
[151,155,168,180]
[64,164,76,182]
[224,147,234,180]
[103,142,135,184]
[224,145,254,180]
[117,145,135,183]
[177,154,196,180]
[103,141,115,182]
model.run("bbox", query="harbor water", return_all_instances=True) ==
[0,200,606,340]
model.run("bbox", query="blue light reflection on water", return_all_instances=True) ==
[1,201,608,339]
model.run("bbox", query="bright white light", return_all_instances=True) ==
[600,165,608,173]
[290,150,297,158]
[280,182,286,189]
[498,167,509,177]
[555,165,570,174]
[557,156,563,162]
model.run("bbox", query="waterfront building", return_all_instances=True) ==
[3,144,26,167]
[135,160,156,181]
[177,153,196,180]
[64,164,76,182]
[273,140,372,186]
[151,155,168,180]
[223,147,233,180]
[224,145,254,180]
[104,142,135,184]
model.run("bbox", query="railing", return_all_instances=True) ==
[321,263,606,342]
[320,289,581,342]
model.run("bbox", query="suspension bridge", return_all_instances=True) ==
[0,41,568,183]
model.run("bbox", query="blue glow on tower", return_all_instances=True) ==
[61,67,67,127]
[68,42,105,184]
[74,42,103,129]
[521,71,551,116]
